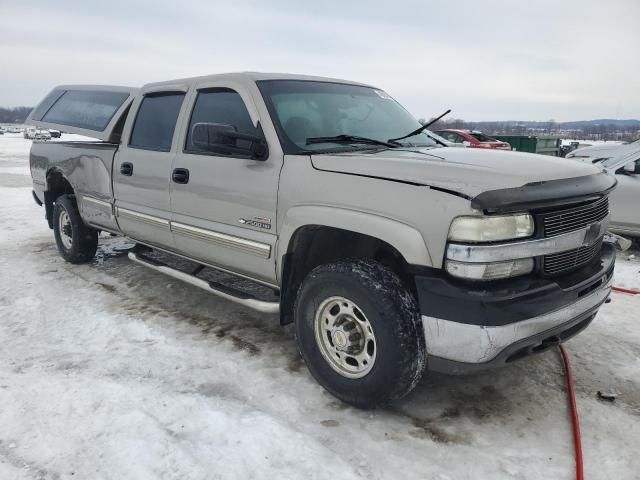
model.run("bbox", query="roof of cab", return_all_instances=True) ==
[140,72,375,93]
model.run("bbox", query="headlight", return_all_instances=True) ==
[448,214,534,242]
[445,258,534,281]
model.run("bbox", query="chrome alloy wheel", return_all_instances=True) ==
[314,296,377,378]
[58,209,73,249]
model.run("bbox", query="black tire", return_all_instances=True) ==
[52,194,98,264]
[294,259,426,408]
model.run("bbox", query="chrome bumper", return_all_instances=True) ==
[422,276,612,364]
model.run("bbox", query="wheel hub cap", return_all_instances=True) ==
[58,210,73,249]
[314,296,377,379]
[332,330,348,349]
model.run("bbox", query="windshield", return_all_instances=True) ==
[257,80,437,154]
[601,150,640,170]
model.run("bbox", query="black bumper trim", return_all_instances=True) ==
[415,242,615,327]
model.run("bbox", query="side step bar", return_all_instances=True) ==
[128,252,280,314]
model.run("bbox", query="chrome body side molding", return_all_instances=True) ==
[113,207,271,258]
[115,206,170,228]
[170,221,271,258]
[82,195,113,214]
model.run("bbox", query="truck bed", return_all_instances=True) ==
[30,140,120,232]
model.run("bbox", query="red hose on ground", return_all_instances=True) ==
[559,344,584,480]
[556,283,638,479]
[612,286,640,295]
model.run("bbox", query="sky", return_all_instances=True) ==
[0,0,638,121]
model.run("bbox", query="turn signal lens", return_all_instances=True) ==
[445,258,534,280]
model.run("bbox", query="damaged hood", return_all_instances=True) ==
[311,147,601,198]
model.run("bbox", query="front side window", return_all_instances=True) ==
[257,80,437,154]
[129,93,185,151]
[185,88,258,154]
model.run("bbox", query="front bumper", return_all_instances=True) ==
[416,242,615,373]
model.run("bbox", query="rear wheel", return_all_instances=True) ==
[52,194,98,263]
[294,259,426,408]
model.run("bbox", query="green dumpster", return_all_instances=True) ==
[493,135,561,156]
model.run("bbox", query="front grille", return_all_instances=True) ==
[542,197,608,237]
[540,197,609,276]
[543,239,603,275]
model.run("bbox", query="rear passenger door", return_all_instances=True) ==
[113,88,188,248]
[170,83,282,285]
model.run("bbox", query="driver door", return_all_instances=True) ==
[170,82,282,285]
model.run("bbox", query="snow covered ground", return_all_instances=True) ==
[0,133,639,479]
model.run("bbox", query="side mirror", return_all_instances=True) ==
[623,162,640,175]
[191,122,268,160]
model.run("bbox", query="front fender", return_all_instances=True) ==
[277,205,432,278]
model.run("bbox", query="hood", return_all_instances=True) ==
[311,147,600,198]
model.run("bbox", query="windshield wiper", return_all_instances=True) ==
[387,109,451,144]
[306,134,399,148]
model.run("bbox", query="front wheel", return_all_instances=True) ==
[52,194,98,264]
[294,259,426,408]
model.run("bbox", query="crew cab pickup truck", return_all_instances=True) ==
[27,73,616,408]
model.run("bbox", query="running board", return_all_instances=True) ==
[128,252,280,314]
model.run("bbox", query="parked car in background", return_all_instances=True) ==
[566,139,639,163]
[424,129,465,148]
[36,129,52,140]
[434,129,511,150]
[24,127,51,140]
[49,129,62,138]
[596,151,640,238]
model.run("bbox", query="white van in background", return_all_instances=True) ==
[24,127,51,140]
[567,139,640,163]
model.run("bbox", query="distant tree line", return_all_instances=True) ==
[0,107,33,124]
[428,117,640,142]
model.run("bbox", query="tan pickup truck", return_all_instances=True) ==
[27,72,616,407]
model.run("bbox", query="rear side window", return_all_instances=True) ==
[185,88,257,154]
[40,90,130,131]
[130,93,185,151]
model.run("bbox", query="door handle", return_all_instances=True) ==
[120,162,133,176]
[172,168,190,184]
